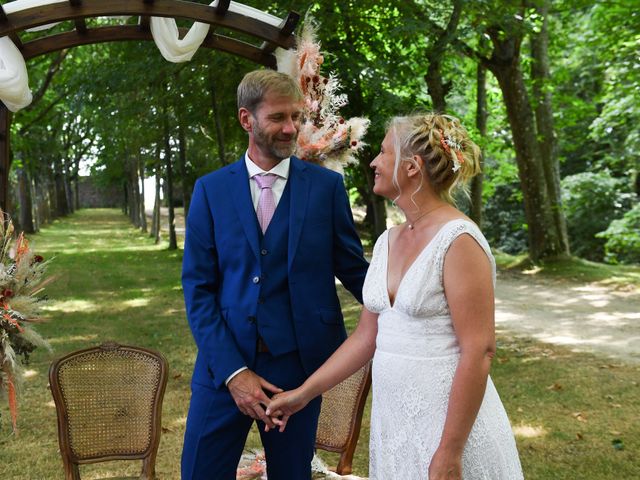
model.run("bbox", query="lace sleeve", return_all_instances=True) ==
[435,220,496,287]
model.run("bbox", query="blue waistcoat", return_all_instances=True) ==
[254,181,297,356]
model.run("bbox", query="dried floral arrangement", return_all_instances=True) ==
[0,209,52,432]
[277,16,370,174]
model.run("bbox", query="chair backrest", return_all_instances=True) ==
[315,361,372,475]
[49,341,168,480]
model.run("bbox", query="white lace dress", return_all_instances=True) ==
[363,219,523,479]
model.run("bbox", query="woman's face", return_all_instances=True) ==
[370,129,401,199]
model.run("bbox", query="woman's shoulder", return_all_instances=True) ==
[439,216,485,239]
[434,216,492,257]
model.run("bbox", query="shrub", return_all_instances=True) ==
[596,203,640,264]
[561,171,634,261]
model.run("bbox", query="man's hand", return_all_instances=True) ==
[227,369,282,429]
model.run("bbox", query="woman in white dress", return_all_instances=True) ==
[266,113,523,479]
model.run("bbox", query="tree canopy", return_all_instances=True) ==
[6,0,639,263]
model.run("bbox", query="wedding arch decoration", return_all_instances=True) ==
[0,0,300,211]
[277,17,369,173]
[0,209,52,432]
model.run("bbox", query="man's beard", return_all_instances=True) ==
[252,120,298,160]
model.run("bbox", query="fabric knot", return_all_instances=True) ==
[254,173,278,190]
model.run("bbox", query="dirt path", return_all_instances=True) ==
[495,273,640,364]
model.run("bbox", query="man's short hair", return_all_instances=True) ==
[237,69,303,113]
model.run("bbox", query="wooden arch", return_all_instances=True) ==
[0,0,300,211]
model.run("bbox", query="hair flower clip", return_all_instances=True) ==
[439,129,465,172]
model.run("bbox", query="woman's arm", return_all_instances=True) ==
[265,307,378,431]
[429,234,496,479]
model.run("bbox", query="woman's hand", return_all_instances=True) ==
[428,447,462,480]
[264,387,310,432]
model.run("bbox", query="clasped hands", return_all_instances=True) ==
[227,369,309,432]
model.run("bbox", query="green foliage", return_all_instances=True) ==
[561,171,634,261]
[597,203,640,265]
[8,0,639,262]
[481,155,528,254]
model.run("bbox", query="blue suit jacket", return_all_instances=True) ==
[182,156,369,389]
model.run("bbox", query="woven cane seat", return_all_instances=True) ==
[50,342,168,480]
[315,361,371,474]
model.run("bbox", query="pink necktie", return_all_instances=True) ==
[254,173,278,233]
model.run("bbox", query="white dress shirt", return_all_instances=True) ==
[225,153,291,387]
[245,152,290,210]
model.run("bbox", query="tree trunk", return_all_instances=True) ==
[72,156,80,210]
[178,122,191,219]
[470,61,487,227]
[152,166,161,244]
[359,149,387,238]
[53,156,68,217]
[163,109,177,250]
[123,181,130,216]
[31,176,40,231]
[128,163,141,228]
[63,158,74,214]
[424,63,449,113]
[531,0,570,255]
[0,105,11,214]
[38,168,54,226]
[489,57,565,260]
[139,153,148,233]
[423,0,463,112]
[210,73,226,168]
[17,167,35,233]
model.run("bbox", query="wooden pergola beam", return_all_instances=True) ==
[19,25,277,67]
[0,0,297,50]
[215,0,231,15]
[261,11,300,55]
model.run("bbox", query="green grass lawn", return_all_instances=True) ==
[494,251,640,291]
[1,209,638,479]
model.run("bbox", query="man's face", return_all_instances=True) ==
[247,91,304,162]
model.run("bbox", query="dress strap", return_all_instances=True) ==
[435,219,496,285]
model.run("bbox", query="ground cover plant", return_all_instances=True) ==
[0,209,638,479]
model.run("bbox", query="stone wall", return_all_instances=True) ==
[78,176,123,208]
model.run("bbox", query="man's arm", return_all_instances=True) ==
[181,179,248,388]
[182,179,281,427]
[330,176,370,302]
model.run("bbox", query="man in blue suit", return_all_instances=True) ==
[181,69,369,479]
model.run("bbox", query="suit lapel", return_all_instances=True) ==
[288,157,310,271]
[229,157,260,262]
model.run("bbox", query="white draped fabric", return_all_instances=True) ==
[150,16,211,63]
[0,0,286,111]
[149,0,283,63]
[0,37,32,112]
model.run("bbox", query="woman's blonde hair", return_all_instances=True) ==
[389,113,481,205]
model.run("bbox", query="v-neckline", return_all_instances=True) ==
[384,219,459,309]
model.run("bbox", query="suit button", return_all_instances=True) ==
[247,316,256,324]
[252,276,260,284]
[261,249,268,256]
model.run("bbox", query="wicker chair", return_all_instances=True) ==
[315,361,372,475]
[49,342,168,480]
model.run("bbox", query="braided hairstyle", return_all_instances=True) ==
[389,113,481,205]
